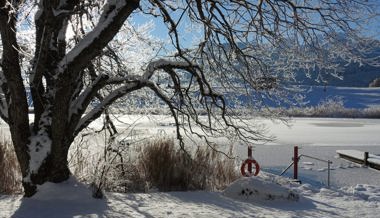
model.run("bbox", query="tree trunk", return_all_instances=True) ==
[21,145,71,196]
[29,151,71,185]
[14,122,73,197]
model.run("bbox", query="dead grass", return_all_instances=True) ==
[68,119,240,194]
[139,138,239,191]
[71,135,239,193]
[139,139,191,191]
[0,135,22,194]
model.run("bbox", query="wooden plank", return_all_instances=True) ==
[337,153,365,165]
[336,150,380,171]
[336,150,364,160]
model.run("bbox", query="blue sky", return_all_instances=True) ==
[130,1,380,42]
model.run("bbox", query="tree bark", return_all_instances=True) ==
[30,149,71,184]
[1,1,33,196]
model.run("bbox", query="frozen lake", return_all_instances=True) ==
[107,115,380,188]
[233,118,380,188]
[1,115,380,188]
[79,115,380,188]
[261,118,380,147]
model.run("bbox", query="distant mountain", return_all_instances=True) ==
[300,86,380,109]
[295,61,380,87]
[294,41,380,87]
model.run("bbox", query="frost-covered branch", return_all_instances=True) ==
[69,74,110,120]
[68,72,142,128]
[73,80,143,137]
[144,80,185,146]
[143,59,193,80]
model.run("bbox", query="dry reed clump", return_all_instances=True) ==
[70,136,239,194]
[69,133,148,195]
[139,138,239,192]
[0,136,22,194]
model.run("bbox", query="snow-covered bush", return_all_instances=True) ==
[312,97,351,117]
[69,130,147,196]
[282,98,380,118]
[362,107,380,119]
[369,78,380,87]
[0,135,22,194]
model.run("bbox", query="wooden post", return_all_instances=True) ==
[248,146,252,174]
[327,161,331,187]
[364,152,369,166]
[293,146,298,180]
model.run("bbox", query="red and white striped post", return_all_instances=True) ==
[241,145,260,177]
[248,145,253,174]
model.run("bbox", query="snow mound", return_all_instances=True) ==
[342,184,380,201]
[11,177,107,218]
[32,177,94,201]
[223,175,300,202]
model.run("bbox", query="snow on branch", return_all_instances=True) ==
[57,0,139,77]
[26,108,52,182]
[143,58,219,98]
[143,59,193,80]
[69,74,110,120]
[0,0,17,17]
[74,80,143,136]
[68,73,143,125]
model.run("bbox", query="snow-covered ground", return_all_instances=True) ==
[1,116,380,217]
[1,174,379,218]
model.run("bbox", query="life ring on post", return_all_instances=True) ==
[240,159,260,177]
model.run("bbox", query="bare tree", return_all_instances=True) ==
[0,0,377,196]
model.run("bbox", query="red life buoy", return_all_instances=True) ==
[240,159,260,177]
